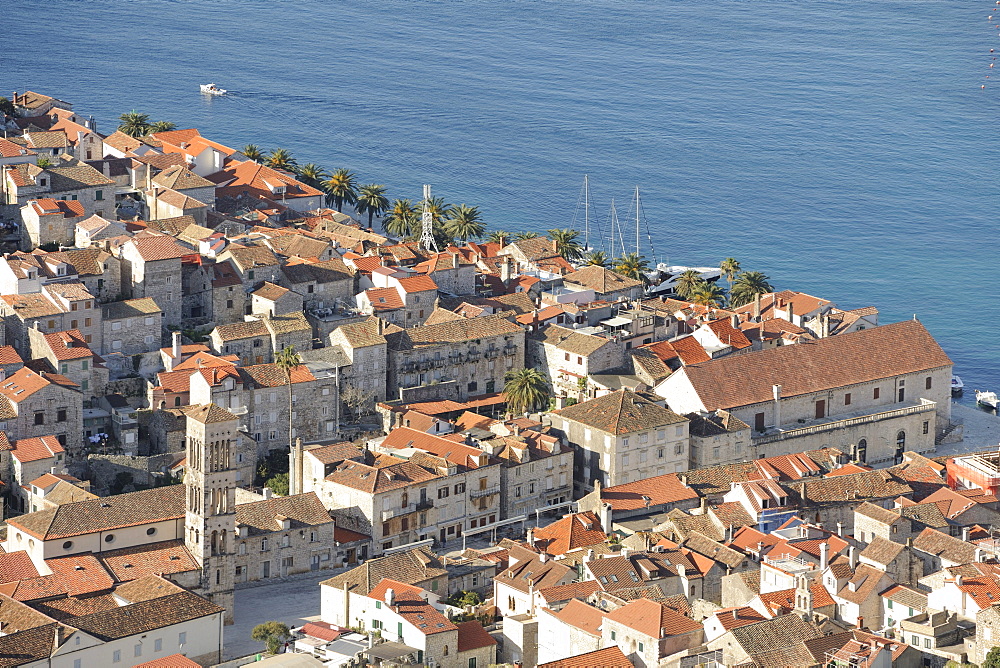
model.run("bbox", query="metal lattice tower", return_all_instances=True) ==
[419,184,439,252]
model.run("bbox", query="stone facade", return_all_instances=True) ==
[100,298,163,357]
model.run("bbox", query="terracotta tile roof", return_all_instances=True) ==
[0,623,65,665]
[536,579,601,604]
[127,235,191,262]
[529,325,613,356]
[705,317,752,349]
[0,137,36,158]
[0,292,65,320]
[826,463,873,477]
[668,334,712,365]
[325,458,441,494]
[135,655,202,668]
[28,198,84,218]
[224,243,280,271]
[334,526,370,543]
[385,314,521,350]
[305,441,363,465]
[213,159,324,201]
[547,598,604,636]
[922,486,989,519]
[381,427,493,470]
[23,131,69,150]
[7,485,185,541]
[858,536,905,566]
[236,492,333,535]
[677,320,951,411]
[600,472,698,511]
[251,281,290,301]
[728,614,823,658]
[497,554,573,593]
[186,403,238,424]
[334,317,387,349]
[555,389,687,434]
[395,274,438,294]
[606,598,701,638]
[532,512,606,556]
[48,248,113,277]
[682,532,747,569]
[321,547,447,596]
[366,287,405,311]
[564,265,642,294]
[214,319,268,341]
[880,584,927,610]
[912,527,975,564]
[756,582,835,614]
[898,501,948,528]
[712,605,768,631]
[792,468,914,505]
[240,363,315,388]
[297,621,345,643]
[42,330,93,362]
[70,590,223,641]
[709,502,756,529]
[43,553,115,595]
[0,552,40,584]
[151,164,215,190]
[45,159,116,190]
[456,620,496,652]
[538,645,631,668]
[97,540,199,582]
[9,435,64,464]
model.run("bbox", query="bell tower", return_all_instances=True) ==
[185,403,238,624]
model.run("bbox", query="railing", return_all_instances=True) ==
[415,498,434,511]
[752,401,936,446]
[229,406,249,416]
[470,485,500,499]
[382,503,418,521]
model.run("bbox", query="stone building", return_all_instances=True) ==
[50,247,121,303]
[527,325,626,403]
[328,316,388,412]
[233,491,337,583]
[550,389,690,494]
[280,257,356,310]
[385,314,524,403]
[0,367,83,458]
[0,282,102,357]
[655,320,953,465]
[117,234,192,326]
[19,198,86,248]
[28,328,107,399]
[3,156,115,220]
[100,297,163,357]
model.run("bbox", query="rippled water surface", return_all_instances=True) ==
[2,0,996,402]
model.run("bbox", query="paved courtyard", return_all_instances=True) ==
[224,571,330,660]
[935,401,1000,458]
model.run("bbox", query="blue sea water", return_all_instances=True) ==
[2,0,997,402]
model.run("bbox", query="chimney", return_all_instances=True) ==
[539,552,548,563]
[500,257,513,284]
[451,252,459,269]
[856,615,864,630]
[677,564,686,578]
[526,527,536,548]
[820,542,829,571]
[754,293,762,321]
[731,314,739,329]
[343,580,350,626]
[963,527,971,542]
[679,473,688,486]
[171,331,182,367]
[620,547,630,559]
[821,312,830,338]
[385,588,395,606]
[848,546,858,570]
[586,548,595,562]
[956,574,964,587]
[786,300,794,324]
[600,502,612,533]
[53,625,64,650]
[837,522,844,537]
[772,384,782,428]
[732,609,738,620]
[376,317,384,336]
[11,92,17,106]
[262,487,273,500]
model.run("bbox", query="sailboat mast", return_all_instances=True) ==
[584,175,590,252]
[635,186,640,256]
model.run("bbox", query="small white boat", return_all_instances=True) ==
[200,83,227,96]
[952,375,964,395]
[977,389,999,409]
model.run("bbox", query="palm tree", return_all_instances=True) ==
[487,230,510,245]
[118,111,151,138]
[674,269,705,300]
[513,231,540,241]
[324,168,358,212]
[383,198,419,238]
[547,228,584,261]
[503,368,550,415]
[148,120,176,133]
[242,144,264,163]
[356,184,390,228]
[266,148,297,172]
[275,345,301,458]
[720,257,741,290]
[296,163,329,188]
[730,271,774,308]
[689,283,727,308]
[583,250,608,267]
[613,252,650,282]
[446,205,486,243]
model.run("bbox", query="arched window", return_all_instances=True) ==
[856,439,867,463]
[443,646,449,656]
[896,431,905,448]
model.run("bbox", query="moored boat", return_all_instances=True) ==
[952,375,964,395]
[976,389,998,409]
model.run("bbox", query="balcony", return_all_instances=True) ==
[229,406,249,416]
[381,503,418,521]
[503,345,518,356]
[470,485,500,499]
[415,498,434,511]
[751,399,936,447]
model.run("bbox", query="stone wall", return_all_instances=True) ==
[86,452,181,495]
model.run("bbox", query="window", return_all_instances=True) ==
[564,352,570,361]
[639,642,644,652]
[57,408,67,423]
[382,521,391,536]
[754,412,765,431]
[844,392,851,405]
[134,643,143,657]
[924,638,932,649]
[154,638,162,652]
[611,630,616,640]
[60,363,68,374]
[74,661,81,668]
[657,448,664,458]
[261,538,269,551]
[912,635,919,645]
[81,360,88,370]
[113,650,121,663]
[438,487,449,499]
[675,444,683,454]
[898,387,905,402]
[84,318,91,326]
[873,387,880,400]
[34,412,44,426]
[146,527,157,536]
[469,659,477,668]
[455,483,466,494]
[926,376,932,390]
[178,632,187,645]
[95,189,103,200]
[105,534,115,543]
[923,421,929,435]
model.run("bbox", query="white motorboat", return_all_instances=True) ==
[200,83,227,96]
[976,390,998,409]
[952,375,964,395]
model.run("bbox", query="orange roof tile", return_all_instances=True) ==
[538,646,632,668]
[600,472,698,512]
[531,512,606,556]
[10,435,64,464]
[604,598,702,638]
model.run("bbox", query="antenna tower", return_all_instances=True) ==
[420,184,439,252]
